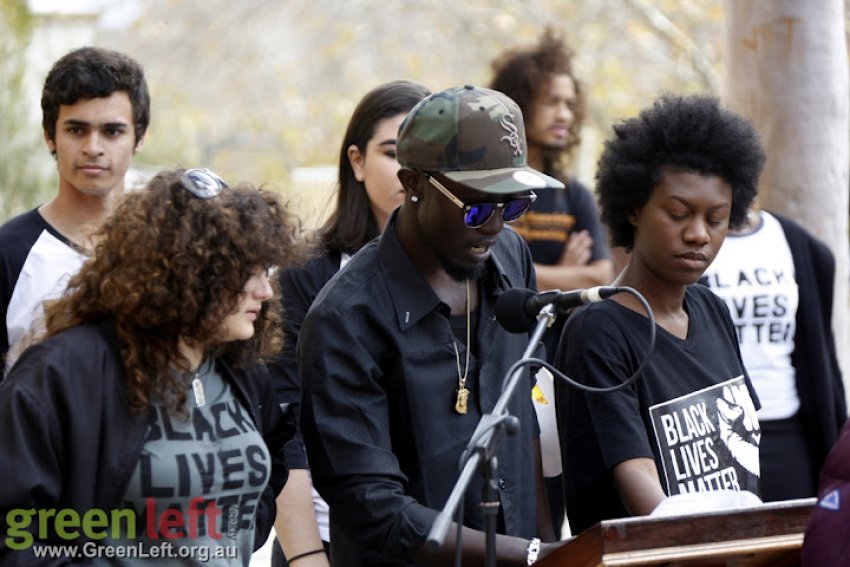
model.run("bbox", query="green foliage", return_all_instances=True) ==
[0,0,51,221]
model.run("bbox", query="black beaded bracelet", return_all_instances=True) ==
[288,548,326,563]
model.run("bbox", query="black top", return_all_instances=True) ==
[555,285,760,534]
[298,211,541,566]
[270,248,344,470]
[772,214,846,472]
[512,178,610,266]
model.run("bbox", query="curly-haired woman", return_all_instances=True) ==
[554,94,767,534]
[0,168,306,565]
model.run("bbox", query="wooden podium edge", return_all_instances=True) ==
[537,497,816,567]
[602,533,804,565]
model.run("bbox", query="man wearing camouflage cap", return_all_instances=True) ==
[299,85,560,565]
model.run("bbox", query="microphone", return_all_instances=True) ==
[495,286,621,333]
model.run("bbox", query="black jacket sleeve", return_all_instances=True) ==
[774,213,847,470]
[239,364,295,551]
[267,251,340,470]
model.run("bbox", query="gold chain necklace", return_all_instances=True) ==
[453,279,471,415]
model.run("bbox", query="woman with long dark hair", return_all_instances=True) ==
[270,80,430,566]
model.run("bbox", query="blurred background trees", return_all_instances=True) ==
[1,0,848,388]
[1,0,729,223]
[0,0,49,215]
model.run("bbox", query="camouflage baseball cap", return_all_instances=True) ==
[396,85,564,194]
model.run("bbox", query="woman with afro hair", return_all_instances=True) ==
[0,168,307,565]
[554,93,767,534]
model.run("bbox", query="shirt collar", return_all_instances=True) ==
[377,209,513,332]
[378,210,441,331]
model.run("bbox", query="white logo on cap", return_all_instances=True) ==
[513,171,545,187]
[500,114,523,156]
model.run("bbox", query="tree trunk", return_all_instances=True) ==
[723,0,850,396]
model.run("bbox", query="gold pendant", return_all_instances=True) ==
[455,387,469,415]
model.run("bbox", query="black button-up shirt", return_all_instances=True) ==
[299,212,540,566]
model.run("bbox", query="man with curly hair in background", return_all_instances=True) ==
[0,46,150,376]
[489,28,614,298]
[489,27,615,535]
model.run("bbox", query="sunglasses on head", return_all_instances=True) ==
[180,168,228,199]
[426,173,536,229]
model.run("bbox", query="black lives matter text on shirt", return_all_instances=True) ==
[131,398,270,539]
[700,267,794,345]
[650,376,761,498]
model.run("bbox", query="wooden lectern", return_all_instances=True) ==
[537,498,815,567]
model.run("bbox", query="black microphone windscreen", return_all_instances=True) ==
[495,287,536,333]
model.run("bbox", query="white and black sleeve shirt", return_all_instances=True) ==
[0,208,86,375]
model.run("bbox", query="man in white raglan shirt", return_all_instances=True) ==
[0,46,149,376]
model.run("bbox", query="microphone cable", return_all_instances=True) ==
[500,285,656,395]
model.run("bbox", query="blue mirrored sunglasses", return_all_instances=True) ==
[180,168,228,199]
[427,174,536,229]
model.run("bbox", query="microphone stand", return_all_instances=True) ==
[426,303,557,566]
